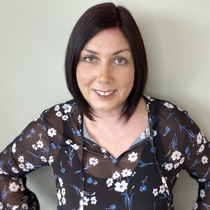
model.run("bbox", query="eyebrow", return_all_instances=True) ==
[82,49,131,55]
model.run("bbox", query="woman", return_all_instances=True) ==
[0,2,209,210]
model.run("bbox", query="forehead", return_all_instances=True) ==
[83,27,131,51]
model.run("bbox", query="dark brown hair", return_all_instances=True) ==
[65,2,148,121]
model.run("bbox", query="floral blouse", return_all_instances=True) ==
[0,96,209,210]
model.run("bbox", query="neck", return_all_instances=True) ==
[84,97,146,128]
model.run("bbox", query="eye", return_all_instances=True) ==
[114,57,127,65]
[83,55,97,63]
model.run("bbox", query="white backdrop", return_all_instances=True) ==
[0,0,209,209]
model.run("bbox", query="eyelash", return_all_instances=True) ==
[114,57,127,65]
[82,55,128,65]
[83,55,97,63]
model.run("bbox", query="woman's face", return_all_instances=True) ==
[76,27,135,117]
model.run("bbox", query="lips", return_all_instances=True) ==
[95,90,115,96]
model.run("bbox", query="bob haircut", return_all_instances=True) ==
[65,2,148,121]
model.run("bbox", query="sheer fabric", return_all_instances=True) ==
[0,96,209,210]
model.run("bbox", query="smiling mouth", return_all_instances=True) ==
[95,90,115,96]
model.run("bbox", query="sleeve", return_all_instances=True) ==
[183,113,210,210]
[0,111,51,209]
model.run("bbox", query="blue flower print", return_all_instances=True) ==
[163,126,170,136]
[139,176,147,192]
[87,177,97,186]
[105,204,117,210]
[27,128,36,139]
[138,159,153,169]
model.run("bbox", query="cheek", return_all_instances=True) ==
[119,74,134,97]
[76,66,87,84]
[122,70,135,88]
[76,66,95,91]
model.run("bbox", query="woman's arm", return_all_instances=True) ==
[184,114,210,210]
[0,113,51,209]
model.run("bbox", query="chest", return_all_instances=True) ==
[51,136,173,210]
[84,120,148,159]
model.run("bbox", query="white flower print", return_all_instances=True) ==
[196,132,203,145]
[0,169,3,175]
[22,168,29,172]
[80,196,89,206]
[57,190,62,201]
[0,202,3,209]
[89,157,98,166]
[34,115,40,121]
[164,163,173,171]
[25,162,34,170]
[18,155,24,163]
[203,137,207,144]
[12,167,19,173]
[198,144,205,154]
[58,177,64,187]
[153,130,157,136]
[174,162,180,169]
[12,206,19,210]
[200,189,205,198]
[159,185,165,194]
[19,179,25,191]
[62,197,66,205]
[171,150,182,161]
[62,115,69,121]
[22,204,28,209]
[9,182,20,192]
[32,144,38,150]
[12,143,16,153]
[145,95,154,101]
[19,164,25,169]
[66,139,72,145]
[112,171,120,180]
[180,157,185,164]
[56,111,62,117]
[40,156,47,162]
[71,144,79,150]
[91,196,97,205]
[62,188,66,196]
[57,188,66,206]
[78,115,82,124]
[128,152,138,162]
[47,128,57,137]
[37,140,44,148]
[106,178,113,187]
[201,155,208,164]
[54,105,60,111]
[101,148,107,153]
[48,156,54,165]
[114,180,128,192]
[140,132,146,140]
[198,178,206,182]
[121,169,132,177]
[62,104,72,113]
[153,188,158,196]
[193,202,198,209]
[58,200,62,206]
[163,102,174,109]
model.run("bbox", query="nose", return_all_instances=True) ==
[97,63,113,84]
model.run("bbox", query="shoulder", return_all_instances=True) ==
[43,99,77,116]
[144,95,189,124]
[39,99,80,124]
